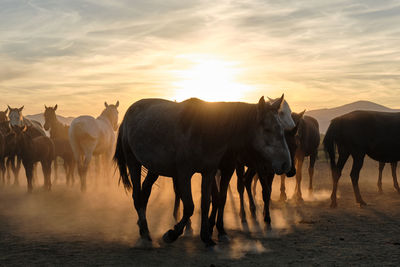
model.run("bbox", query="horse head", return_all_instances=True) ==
[43,104,58,131]
[268,95,295,130]
[103,101,119,131]
[254,94,291,175]
[0,107,8,122]
[8,105,24,128]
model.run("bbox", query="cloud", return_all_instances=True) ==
[1,0,400,115]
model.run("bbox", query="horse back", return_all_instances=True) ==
[298,115,320,156]
[331,111,400,161]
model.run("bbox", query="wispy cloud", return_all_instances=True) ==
[1,0,400,116]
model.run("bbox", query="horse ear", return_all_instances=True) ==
[54,104,58,111]
[257,96,266,120]
[115,101,119,108]
[104,102,108,108]
[19,106,24,112]
[267,96,273,102]
[7,105,11,111]
[44,105,48,109]
[299,109,306,118]
[4,108,8,114]
[270,94,284,111]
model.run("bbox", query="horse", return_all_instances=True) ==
[377,162,400,193]
[44,105,75,185]
[114,96,291,247]
[13,125,55,192]
[8,105,46,185]
[173,98,297,238]
[69,101,119,191]
[228,112,301,233]
[324,110,400,208]
[280,113,320,202]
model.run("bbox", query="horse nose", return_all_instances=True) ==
[281,161,291,174]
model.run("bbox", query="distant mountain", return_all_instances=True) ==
[306,100,400,133]
[26,113,74,127]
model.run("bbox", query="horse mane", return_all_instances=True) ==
[179,98,258,148]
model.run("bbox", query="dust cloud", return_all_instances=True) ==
[1,155,400,264]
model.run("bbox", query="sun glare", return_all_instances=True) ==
[172,56,253,102]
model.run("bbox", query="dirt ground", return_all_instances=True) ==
[1,157,400,266]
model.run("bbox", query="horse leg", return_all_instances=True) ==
[200,170,217,247]
[10,157,20,186]
[308,152,317,196]
[350,153,366,207]
[42,161,52,191]
[294,153,305,202]
[244,168,257,218]
[208,175,219,236]
[330,147,350,208]
[236,164,247,223]
[124,151,150,242]
[172,180,181,221]
[24,163,34,193]
[280,174,287,201]
[0,159,5,186]
[53,156,59,185]
[252,174,259,198]
[378,162,384,193]
[215,167,234,241]
[390,162,400,193]
[163,172,194,243]
[6,158,11,185]
[259,171,274,230]
[63,159,69,186]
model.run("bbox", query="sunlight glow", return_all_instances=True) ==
[172,56,254,102]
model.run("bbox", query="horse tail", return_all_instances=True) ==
[323,119,338,170]
[113,122,131,190]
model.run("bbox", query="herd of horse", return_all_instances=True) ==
[1,96,400,247]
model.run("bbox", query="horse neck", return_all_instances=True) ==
[97,112,113,128]
[50,118,69,139]
[17,133,33,157]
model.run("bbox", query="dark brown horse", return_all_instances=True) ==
[229,112,301,233]
[377,162,399,193]
[324,110,400,208]
[44,105,75,185]
[280,113,320,202]
[114,96,291,247]
[0,109,21,185]
[13,125,55,192]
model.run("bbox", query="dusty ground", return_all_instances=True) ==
[1,157,400,266]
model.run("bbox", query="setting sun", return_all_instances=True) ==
[171,56,254,102]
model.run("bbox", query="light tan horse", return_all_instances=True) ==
[69,101,119,191]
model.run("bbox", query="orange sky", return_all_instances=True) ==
[1,0,400,117]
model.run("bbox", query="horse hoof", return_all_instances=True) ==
[205,239,217,248]
[218,234,230,243]
[134,238,153,249]
[359,201,367,207]
[330,202,337,209]
[162,229,178,243]
[264,223,272,232]
[184,226,193,236]
[280,194,287,202]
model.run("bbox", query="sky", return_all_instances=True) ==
[1,0,400,117]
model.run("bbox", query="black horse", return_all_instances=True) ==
[324,110,400,208]
[44,105,75,185]
[114,96,291,247]
[280,113,320,202]
[13,125,55,192]
[229,112,301,233]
